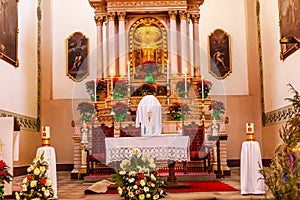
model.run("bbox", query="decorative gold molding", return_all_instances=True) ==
[191,14,200,24]
[107,1,187,7]
[179,10,187,20]
[94,15,105,26]
[168,10,177,20]
[0,109,38,131]
[117,12,126,21]
[107,12,115,21]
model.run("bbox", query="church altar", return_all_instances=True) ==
[70,0,230,179]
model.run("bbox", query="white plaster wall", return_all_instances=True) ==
[199,0,249,96]
[52,0,97,100]
[260,0,300,112]
[0,0,37,117]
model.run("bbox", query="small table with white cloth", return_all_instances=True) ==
[36,146,57,198]
[105,135,190,182]
[240,141,265,195]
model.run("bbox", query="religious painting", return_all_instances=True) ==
[208,29,232,80]
[129,17,167,80]
[66,32,89,82]
[278,0,300,60]
[0,0,19,67]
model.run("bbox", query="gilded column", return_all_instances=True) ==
[118,12,126,76]
[179,10,187,74]
[108,12,116,77]
[168,10,177,77]
[95,15,105,78]
[191,14,200,77]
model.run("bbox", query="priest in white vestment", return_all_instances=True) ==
[135,95,162,136]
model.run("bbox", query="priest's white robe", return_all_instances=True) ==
[135,95,162,136]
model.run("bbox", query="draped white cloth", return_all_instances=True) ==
[105,136,190,164]
[240,141,265,195]
[135,95,162,136]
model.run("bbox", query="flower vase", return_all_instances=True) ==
[174,113,182,121]
[211,112,220,120]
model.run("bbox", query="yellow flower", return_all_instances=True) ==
[40,166,46,172]
[146,193,151,198]
[27,165,35,173]
[140,180,146,186]
[22,177,28,184]
[153,194,160,199]
[30,180,37,188]
[45,179,51,186]
[33,168,40,175]
[131,148,141,155]
[128,191,134,197]
[44,189,50,197]
[139,194,145,200]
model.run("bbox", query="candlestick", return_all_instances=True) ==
[110,70,114,100]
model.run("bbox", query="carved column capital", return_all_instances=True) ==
[168,10,177,20]
[179,10,187,20]
[191,13,200,24]
[94,15,105,26]
[107,12,116,21]
[117,11,126,21]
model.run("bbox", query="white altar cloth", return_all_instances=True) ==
[36,146,57,198]
[105,136,190,164]
[240,141,265,195]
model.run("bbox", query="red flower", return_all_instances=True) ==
[27,175,33,181]
[0,160,6,168]
[112,77,119,83]
[0,170,6,175]
[136,180,141,185]
[138,173,145,179]
[40,177,47,184]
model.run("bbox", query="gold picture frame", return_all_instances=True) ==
[278,0,300,60]
[208,29,232,80]
[66,32,89,82]
[0,0,19,67]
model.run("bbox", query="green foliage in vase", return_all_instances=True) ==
[0,160,12,199]
[259,83,300,200]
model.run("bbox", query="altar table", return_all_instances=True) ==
[240,141,265,195]
[105,136,190,182]
[36,146,58,198]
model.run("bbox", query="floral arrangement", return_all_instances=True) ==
[209,100,225,120]
[166,102,191,120]
[111,148,167,200]
[140,61,160,76]
[15,151,54,200]
[140,83,156,96]
[176,79,190,97]
[113,79,128,99]
[112,101,128,122]
[77,102,94,122]
[196,79,212,98]
[0,160,12,199]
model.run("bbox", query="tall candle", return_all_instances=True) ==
[201,77,204,101]
[41,126,50,146]
[110,70,114,100]
[127,61,130,83]
[184,72,187,98]
[94,79,97,102]
[166,60,169,86]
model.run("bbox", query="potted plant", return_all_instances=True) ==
[112,102,128,122]
[176,79,190,97]
[209,100,225,120]
[113,79,128,99]
[111,148,167,200]
[77,102,95,122]
[140,61,159,83]
[166,102,191,121]
[196,78,212,99]
[0,160,12,200]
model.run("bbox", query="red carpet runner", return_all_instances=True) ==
[105,181,238,194]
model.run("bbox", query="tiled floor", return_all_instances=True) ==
[12,167,273,200]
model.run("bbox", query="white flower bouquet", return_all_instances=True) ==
[111,148,167,200]
[15,151,54,200]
